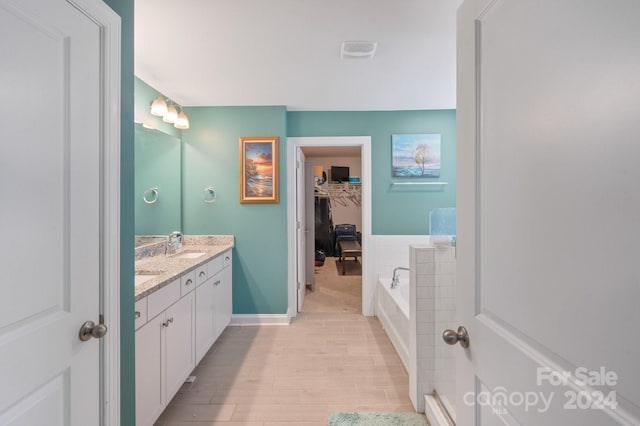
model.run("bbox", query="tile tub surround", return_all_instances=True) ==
[134,235,234,300]
[408,244,456,414]
[371,235,432,279]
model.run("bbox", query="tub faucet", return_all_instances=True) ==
[166,231,183,254]
[391,267,410,288]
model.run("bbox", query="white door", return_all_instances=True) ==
[296,148,306,311]
[0,0,115,423]
[457,0,640,424]
[305,161,316,292]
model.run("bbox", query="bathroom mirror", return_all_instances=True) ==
[134,123,181,246]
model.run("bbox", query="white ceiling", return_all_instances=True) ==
[135,0,462,111]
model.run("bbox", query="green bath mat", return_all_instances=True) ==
[328,412,428,426]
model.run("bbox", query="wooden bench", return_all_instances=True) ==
[338,240,362,275]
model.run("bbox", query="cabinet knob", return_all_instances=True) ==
[134,311,141,319]
[214,280,221,286]
[185,279,193,286]
[199,271,206,278]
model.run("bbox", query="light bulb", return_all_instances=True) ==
[174,111,190,129]
[163,105,178,123]
[150,96,167,116]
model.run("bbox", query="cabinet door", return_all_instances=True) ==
[213,252,233,341]
[221,257,233,328]
[194,276,215,364]
[164,291,195,402]
[135,313,164,426]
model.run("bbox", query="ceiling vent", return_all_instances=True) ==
[340,41,377,59]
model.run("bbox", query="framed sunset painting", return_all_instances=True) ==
[239,136,279,203]
[391,133,441,178]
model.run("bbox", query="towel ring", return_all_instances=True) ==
[143,187,159,204]
[203,186,216,204]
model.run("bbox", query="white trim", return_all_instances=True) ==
[229,314,291,326]
[69,1,122,424]
[424,394,454,426]
[286,136,374,317]
[376,293,409,371]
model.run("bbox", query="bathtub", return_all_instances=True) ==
[377,277,410,371]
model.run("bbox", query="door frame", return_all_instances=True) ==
[286,136,373,318]
[295,147,306,312]
[78,0,121,424]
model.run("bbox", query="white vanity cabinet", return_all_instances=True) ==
[135,248,233,426]
[135,278,195,426]
[135,278,195,425]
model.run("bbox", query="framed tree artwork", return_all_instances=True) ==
[391,134,441,178]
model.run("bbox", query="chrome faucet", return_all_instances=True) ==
[391,267,410,288]
[166,231,183,255]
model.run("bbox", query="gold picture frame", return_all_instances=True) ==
[239,136,279,203]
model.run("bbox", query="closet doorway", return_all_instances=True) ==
[303,147,362,313]
[286,137,373,318]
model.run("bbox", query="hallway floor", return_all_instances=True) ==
[154,259,415,425]
[302,257,362,314]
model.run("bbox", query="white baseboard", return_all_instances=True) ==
[229,314,291,326]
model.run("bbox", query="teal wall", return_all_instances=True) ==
[181,106,288,314]
[287,110,456,234]
[179,108,455,316]
[102,0,135,425]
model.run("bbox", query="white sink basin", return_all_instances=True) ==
[134,271,163,286]
[171,251,206,259]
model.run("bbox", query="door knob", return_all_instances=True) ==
[79,320,108,341]
[442,326,469,348]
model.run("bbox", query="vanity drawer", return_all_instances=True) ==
[147,278,180,320]
[195,263,209,287]
[134,298,147,330]
[181,269,196,296]
[207,255,224,277]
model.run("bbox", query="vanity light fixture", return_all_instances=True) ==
[150,96,190,130]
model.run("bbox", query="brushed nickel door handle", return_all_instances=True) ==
[442,326,469,348]
[79,320,108,341]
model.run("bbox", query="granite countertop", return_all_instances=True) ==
[134,235,234,301]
